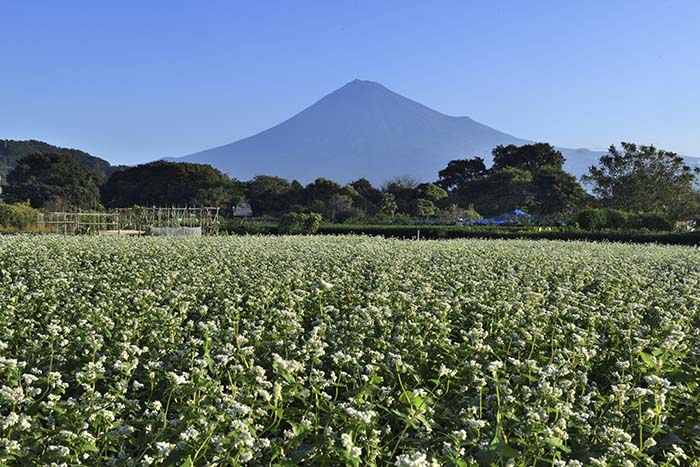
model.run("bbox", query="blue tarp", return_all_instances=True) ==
[468,209,533,225]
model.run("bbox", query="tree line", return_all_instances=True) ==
[3,142,699,225]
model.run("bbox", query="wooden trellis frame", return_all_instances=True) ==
[39,206,220,235]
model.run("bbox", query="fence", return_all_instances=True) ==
[39,206,220,235]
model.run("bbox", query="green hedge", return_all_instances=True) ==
[221,220,700,245]
[316,225,700,245]
[575,208,673,231]
[220,219,278,235]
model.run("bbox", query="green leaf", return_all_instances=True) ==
[657,433,686,446]
[415,413,433,430]
[495,443,519,458]
[545,436,571,453]
[639,352,655,367]
[489,419,519,459]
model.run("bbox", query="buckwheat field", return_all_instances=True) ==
[1,236,699,466]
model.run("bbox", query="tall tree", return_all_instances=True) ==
[245,175,292,216]
[491,143,565,172]
[531,165,589,215]
[303,178,344,205]
[6,152,104,209]
[582,142,700,219]
[101,161,243,210]
[473,167,534,216]
[379,192,398,217]
[412,198,437,219]
[436,157,487,192]
[385,177,420,214]
[350,178,382,206]
[440,144,588,216]
[416,183,448,203]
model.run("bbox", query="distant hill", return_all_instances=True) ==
[0,139,126,184]
[167,79,619,185]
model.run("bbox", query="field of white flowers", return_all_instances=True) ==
[1,236,699,466]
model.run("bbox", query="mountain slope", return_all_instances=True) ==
[168,80,534,184]
[0,139,126,183]
[170,80,696,184]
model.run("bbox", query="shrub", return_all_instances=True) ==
[575,208,609,230]
[631,211,673,231]
[0,200,38,230]
[605,209,630,229]
[279,212,322,234]
[575,208,670,231]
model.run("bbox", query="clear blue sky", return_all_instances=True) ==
[2,0,699,164]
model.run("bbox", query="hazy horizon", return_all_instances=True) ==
[2,1,699,165]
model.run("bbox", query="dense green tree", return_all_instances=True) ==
[531,165,589,215]
[1,139,126,181]
[385,177,420,214]
[328,194,356,222]
[350,178,382,206]
[101,161,243,210]
[379,193,398,217]
[416,183,448,203]
[348,178,381,217]
[473,167,534,216]
[301,178,346,221]
[436,157,488,192]
[303,178,344,204]
[412,198,437,219]
[491,143,565,172]
[439,144,588,216]
[6,152,104,209]
[385,176,419,190]
[245,175,293,216]
[582,142,700,219]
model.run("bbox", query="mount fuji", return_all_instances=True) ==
[165,80,648,184]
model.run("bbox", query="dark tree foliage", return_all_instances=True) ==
[412,198,437,219]
[491,143,565,172]
[101,161,243,209]
[416,183,448,203]
[350,178,382,206]
[302,178,344,204]
[436,157,488,192]
[531,165,589,215]
[582,142,700,219]
[472,167,534,217]
[0,201,38,229]
[244,175,293,216]
[380,192,398,217]
[384,177,420,214]
[0,139,125,181]
[439,143,588,216]
[6,152,104,209]
[301,179,364,222]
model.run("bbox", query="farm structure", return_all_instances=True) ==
[38,206,220,235]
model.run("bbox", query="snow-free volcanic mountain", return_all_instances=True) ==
[169,80,606,184]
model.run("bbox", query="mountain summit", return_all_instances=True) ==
[168,80,604,184]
